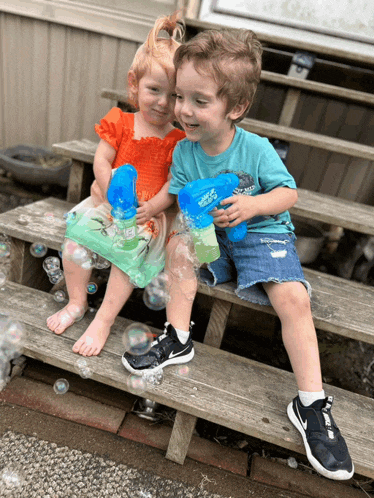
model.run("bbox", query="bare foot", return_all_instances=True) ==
[47,303,87,335]
[72,317,112,357]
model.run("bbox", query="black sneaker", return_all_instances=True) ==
[287,396,354,480]
[122,322,194,374]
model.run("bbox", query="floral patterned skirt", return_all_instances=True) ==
[65,196,174,288]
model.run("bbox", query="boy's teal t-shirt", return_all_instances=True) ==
[169,126,297,234]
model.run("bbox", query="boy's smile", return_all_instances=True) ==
[175,61,239,156]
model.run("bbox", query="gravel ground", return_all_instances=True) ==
[0,431,226,498]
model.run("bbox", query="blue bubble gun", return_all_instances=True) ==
[178,174,247,263]
[107,163,139,250]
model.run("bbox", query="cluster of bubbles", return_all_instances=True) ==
[74,358,93,379]
[127,369,164,395]
[0,315,26,391]
[43,256,64,285]
[62,239,110,271]
[143,272,170,311]
[122,323,165,395]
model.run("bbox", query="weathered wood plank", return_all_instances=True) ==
[292,189,374,235]
[9,237,51,291]
[261,71,374,108]
[241,118,374,161]
[1,281,374,478]
[165,411,197,464]
[204,299,232,348]
[52,139,97,164]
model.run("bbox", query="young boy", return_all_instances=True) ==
[122,27,354,481]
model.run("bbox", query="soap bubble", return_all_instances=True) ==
[0,319,26,361]
[74,358,93,379]
[93,254,111,270]
[63,212,77,225]
[87,282,98,294]
[44,212,55,224]
[43,256,60,273]
[0,242,10,258]
[127,374,147,395]
[49,271,64,285]
[175,365,190,377]
[72,247,89,264]
[0,465,25,491]
[62,239,79,258]
[122,323,153,356]
[54,290,66,303]
[143,287,168,311]
[53,378,69,394]
[81,258,95,270]
[143,273,170,311]
[0,272,6,286]
[144,369,163,386]
[30,242,48,258]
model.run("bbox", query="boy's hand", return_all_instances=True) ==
[136,200,155,225]
[210,207,230,228]
[220,195,258,227]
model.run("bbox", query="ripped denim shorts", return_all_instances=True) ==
[199,229,311,306]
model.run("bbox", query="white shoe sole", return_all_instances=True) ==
[122,348,194,376]
[287,401,354,481]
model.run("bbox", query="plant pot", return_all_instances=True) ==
[0,145,72,187]
[294,219,325,264]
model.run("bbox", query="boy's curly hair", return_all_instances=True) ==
[174,28,262,123]
[128,12,184,108]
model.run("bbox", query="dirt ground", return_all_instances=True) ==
[1,172,374,495]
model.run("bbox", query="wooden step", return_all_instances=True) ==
[52,139,374,235]
[1,197,374,346]
[1,280,374,478]
[240,118,374,161]
[102,75,374,107]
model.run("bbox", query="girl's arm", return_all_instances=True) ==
[213,187,298,227]
[136,173,176,225]
[91,140,116,206]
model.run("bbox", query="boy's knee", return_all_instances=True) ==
[269,282,311,317]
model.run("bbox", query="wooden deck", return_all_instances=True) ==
[1,280,374,479]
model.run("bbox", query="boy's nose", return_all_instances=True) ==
[180,101,192,117]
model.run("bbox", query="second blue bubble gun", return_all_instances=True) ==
[178,173,247,263]
[107,163,139,250]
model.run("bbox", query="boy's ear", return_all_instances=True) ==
[227,100,250,121]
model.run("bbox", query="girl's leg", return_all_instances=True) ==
[262,281,323,392]
[47,257,91,335]
[73,264,134,356]
[165,235,198,331]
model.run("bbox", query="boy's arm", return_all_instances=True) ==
[215,187,298,227]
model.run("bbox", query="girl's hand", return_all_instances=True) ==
[91,180,106,207]
[136,200,155,225]
[220,195,259,227]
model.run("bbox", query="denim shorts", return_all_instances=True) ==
[199,229,311,306]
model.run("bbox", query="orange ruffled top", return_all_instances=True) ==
[95,108,185,202]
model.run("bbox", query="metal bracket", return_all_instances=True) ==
[288,51,316,79]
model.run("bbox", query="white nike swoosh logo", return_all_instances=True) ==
[296,403,308,431]
[169,346,190,359]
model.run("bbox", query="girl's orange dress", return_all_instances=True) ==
[65,108,185,288]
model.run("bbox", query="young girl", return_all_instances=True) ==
[47,13,185,357]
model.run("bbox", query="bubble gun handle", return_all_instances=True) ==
[107,163,139,250]
[178,174,247,263]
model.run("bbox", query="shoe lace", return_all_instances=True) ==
[149,322,170,348]
[321,396,336,440]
